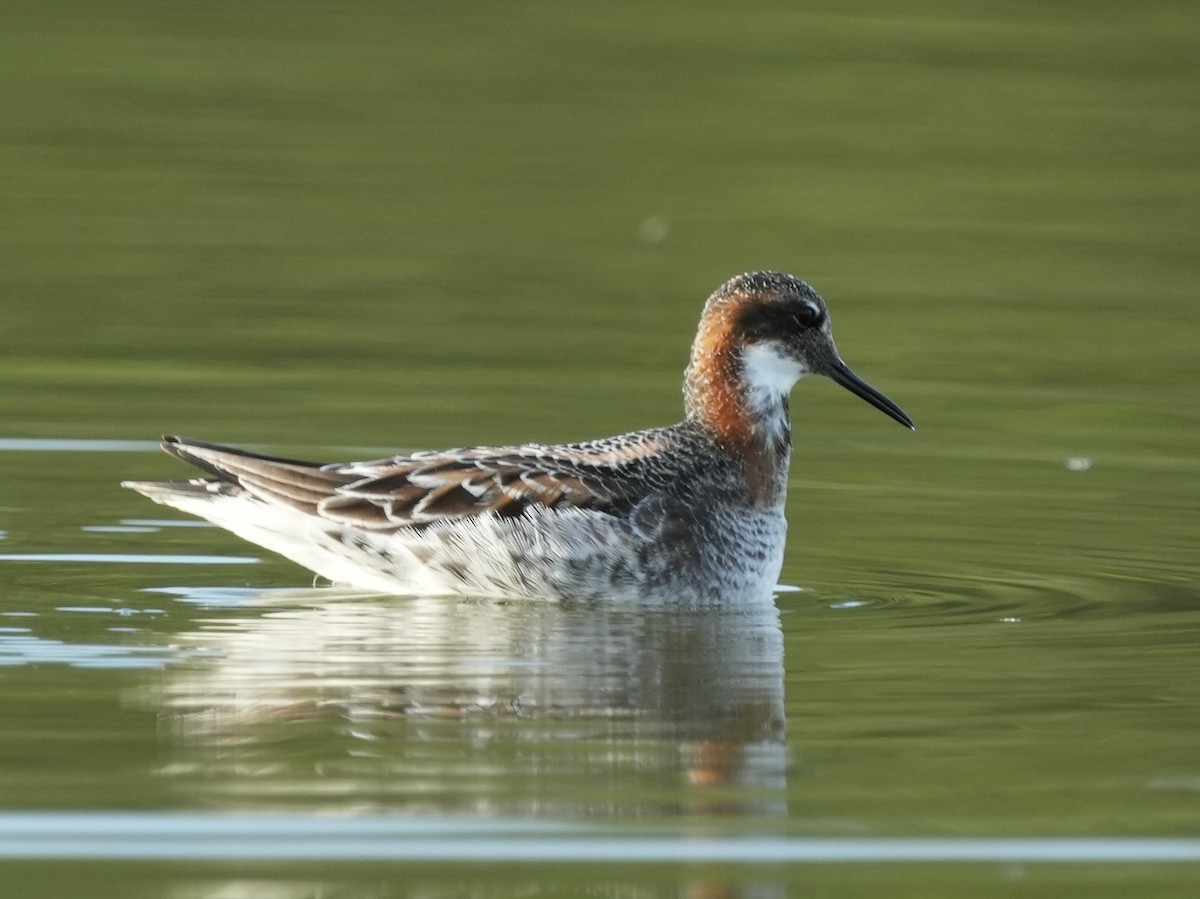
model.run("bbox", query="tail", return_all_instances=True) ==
[122,437,386,585]
[123,435,357,514]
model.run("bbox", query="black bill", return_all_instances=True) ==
[827,359,915,430]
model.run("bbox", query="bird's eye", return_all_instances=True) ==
[794,302,822,328]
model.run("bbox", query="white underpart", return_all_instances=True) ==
[136,487,405,593]
[133,485,785,603]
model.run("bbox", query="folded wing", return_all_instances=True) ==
[160,435,630,533]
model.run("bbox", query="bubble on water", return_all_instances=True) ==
[1065,457,1093,471]
[637,215,670,244]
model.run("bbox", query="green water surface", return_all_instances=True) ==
[1,1,1198,896]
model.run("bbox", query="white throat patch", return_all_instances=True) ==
[742,342,806,398]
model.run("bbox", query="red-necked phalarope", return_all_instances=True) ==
[124,272,914,603]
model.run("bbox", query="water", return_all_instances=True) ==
[2,0,1199,896]
[2,441,1197,895]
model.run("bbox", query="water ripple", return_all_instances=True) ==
[797,570,1197,625]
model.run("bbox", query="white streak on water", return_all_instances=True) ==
[121,519,217,528]
[82,526,158,534]
[0,439,162,452]
[0,553,257,564]
[0,638,184,669]
[0,814,1195,863]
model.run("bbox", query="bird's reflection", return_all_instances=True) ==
[146,588,787,818]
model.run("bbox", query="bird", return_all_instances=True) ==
[123,271,914,604]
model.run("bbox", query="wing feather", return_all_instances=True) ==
[158,433,666,533]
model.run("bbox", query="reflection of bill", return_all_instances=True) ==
[143,588,787,818]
